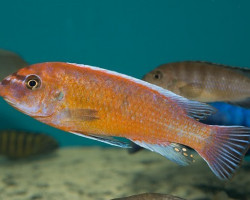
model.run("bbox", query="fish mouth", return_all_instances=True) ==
[3,98,15,106]
[2,97,52,118]
[0,82,4,97]
[0,81,15,105]
[3,98,26,114]
[1,98,27,115]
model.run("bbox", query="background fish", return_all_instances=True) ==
[0,49,28,81]
[0,62,250,180]
[0,130,59,159]
[203,102,250,126]
[143,61,250,108]
[111,193,185,200]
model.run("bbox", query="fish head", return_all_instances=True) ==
[0,63,65,118]
[142,64,178,91]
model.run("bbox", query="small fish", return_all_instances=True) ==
[143,61,250,108]
[0,49,28,81]
[0,62,250,180]
[0,130,58,159]
[204,102,250,126]
[111,193,185,200]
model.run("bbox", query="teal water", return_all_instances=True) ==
[0,0,250,146]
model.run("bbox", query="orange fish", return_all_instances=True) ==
[0,62,250,180]
[143,61,250,108]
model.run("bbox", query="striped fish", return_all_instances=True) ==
[0,130,58,159]
[143,61,250,108]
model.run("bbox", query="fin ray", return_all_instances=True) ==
[61,108,99,121]
[173,100,216,120]
[197,126,250,180]
[132,141,195,166]
[70,131,131,148]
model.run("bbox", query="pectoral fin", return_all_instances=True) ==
[70,131,131,148]
[202,61,250,79]
[179,83,203,99]
[61,108,99,121]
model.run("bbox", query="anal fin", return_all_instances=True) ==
[132,141,195,166]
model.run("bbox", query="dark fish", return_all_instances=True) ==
[0,49,28,81]
[0,130,58,159]
[111,193,186,200]
[143,61,250,108]
[128,142,145,154]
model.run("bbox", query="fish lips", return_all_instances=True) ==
[0,81,8,99]
[0,81,49,118]
[0,78,20,103]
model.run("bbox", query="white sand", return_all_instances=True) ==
[0,147,249,200]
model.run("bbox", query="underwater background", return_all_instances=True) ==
[0,1,250,200]
[1,0,250,147]
[0,0,250,146]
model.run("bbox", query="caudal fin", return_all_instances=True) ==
[198,126,250,180]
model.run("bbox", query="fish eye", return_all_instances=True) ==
[25,75,41,90]
[153,71,163,80]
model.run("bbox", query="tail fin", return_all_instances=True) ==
[198,126,250,180]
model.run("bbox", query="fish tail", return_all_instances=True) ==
[197,126,250,180]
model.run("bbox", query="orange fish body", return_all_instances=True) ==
[34,64,207,148]
[0,62,250,180]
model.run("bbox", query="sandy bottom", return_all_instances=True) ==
[0,147,249,200]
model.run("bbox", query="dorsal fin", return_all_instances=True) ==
[166,92,216,120]
[194,61,250,78]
